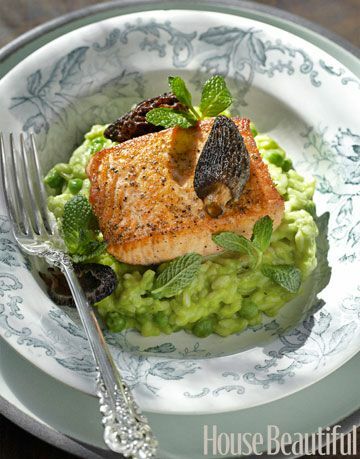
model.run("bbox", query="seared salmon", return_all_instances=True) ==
[87,118,284,265]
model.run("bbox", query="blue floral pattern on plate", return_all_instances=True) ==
[0,10,359,413]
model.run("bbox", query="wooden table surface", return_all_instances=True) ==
[0,1,359,458]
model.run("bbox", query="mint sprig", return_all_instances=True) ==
[212,232,261,269]
[199,75,232,117]
[212,216,302,293]
[62,195,106,260]
[252,215,273,252]
[63,195,93,253]
[261,264,302,293]
[146,108,195,129]
[152,253,202,299]
[169,76,192,106]
[212,215,273,268]
[146,75,232,129]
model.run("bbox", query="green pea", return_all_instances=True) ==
[239,300,259,320]
[154,311,169,329]
[89,138,107,154]
[44,169,64,189]
[282,158,293,172]
[106,312,126,332]
[265,150,285,167]
[192,317,214,338]
[68,178,83,194]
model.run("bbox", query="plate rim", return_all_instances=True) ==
[1,337,359,459]
[0,0,359,68]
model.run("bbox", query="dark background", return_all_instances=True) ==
[0,0,359,458]
[0,0,359,48]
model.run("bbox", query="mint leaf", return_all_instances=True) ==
[199,75,232,117]
[252,216,273,252]
[168,76,201,119]
[62,195,93,253]
[62,194,104,260]
[261,264,302,293]
[146,108,196,129]
[146,75,233,129]
[152,253,202,298]
[168,76,193,108]
[212,232,261,268]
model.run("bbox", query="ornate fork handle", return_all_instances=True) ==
[44,248,158,458]
[0,133,157,457]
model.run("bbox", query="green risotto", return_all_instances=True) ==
[46,124,318,337]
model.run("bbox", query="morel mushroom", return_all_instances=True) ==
[104,93,186,143]
[194,115,250,217]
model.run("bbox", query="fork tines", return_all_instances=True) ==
[0,132,54,241]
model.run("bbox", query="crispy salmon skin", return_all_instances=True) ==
[87,118,284,265]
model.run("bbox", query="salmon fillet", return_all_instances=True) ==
[87,118,284,265]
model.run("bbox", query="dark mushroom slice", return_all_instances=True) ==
[104,93,187,143]
[39,263,117,307]
[39,268,73,306]
[193,115,250,217]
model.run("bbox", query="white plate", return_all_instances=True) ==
[0,8,359,414]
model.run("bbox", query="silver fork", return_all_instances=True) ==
[0,132,158,459]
